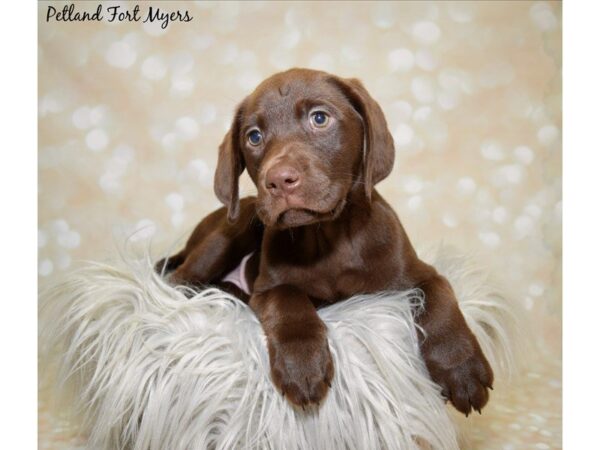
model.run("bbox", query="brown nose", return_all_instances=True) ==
[265,164,301,196]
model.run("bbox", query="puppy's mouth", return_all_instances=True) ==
[275,200,345,228]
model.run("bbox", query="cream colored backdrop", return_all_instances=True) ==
[39,1,561,448]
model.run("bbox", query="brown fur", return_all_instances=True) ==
[156,68,493,415]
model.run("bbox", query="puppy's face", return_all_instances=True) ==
[214,68,395,229]
[240,72,364,228]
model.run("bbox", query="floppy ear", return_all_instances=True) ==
[330,77,395,201]
[214,105,245,222]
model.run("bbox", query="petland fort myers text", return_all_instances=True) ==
[46,3,193,29]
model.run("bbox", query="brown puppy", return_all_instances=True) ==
[156,68,493,416]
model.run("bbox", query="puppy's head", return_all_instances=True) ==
[214,68,394,228]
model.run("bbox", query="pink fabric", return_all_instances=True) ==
[221,252,254,295]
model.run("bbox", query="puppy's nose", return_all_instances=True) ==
[265,165,301,196]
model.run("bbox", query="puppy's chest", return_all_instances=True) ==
[264,233,378,301]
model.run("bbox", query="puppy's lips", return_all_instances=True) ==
[276,199,345,228]
[277,208,319,226]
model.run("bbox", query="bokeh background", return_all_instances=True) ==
[38,1,562,448]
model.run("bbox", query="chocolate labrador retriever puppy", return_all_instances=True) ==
[157,68,493,415]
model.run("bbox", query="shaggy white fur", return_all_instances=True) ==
[39,245,518,450]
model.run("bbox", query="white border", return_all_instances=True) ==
[0,1,37,448]
[564,1,600,448]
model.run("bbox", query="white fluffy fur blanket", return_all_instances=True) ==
[39,246,517,450]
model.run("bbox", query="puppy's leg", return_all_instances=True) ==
[157,197,263,289]
[413,264,494,416]
[250,285,334,408]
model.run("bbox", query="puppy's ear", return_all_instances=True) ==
[214,104,245,222]
[331,77,395,201]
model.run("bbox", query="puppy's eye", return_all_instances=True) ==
[247,129,263,146]
[310,111,330,128]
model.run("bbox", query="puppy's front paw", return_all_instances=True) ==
[268,333,334,408]
[423,337,494,416]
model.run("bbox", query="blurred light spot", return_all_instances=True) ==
[438,68,474,95]
[413,106,432,121]
[479,61,515,88]
[170,51,195,75]
[371,3,397,29]
[308,53,335,72]
[39,259,54,277]
[492,206,509,224]
[415,49,437,71]
[514,145,535,165]
[530,2,558,31]
[72,106,92,129]
[39,93,64,116]
[427,118,448,147]
[171,212,186,227]
[130,219,157,242]
[187,159,211,186]
[269,46,296,70]
[51,219,69,235]
[407,195,422,211]
[437,90,460,110]
[481,139,505,161]
[105,41,137,68]
[99,173,121,193]
[514,215,535,238]
[193,33,215,51]
[388,48,414,72]
[529,282,545,297]
[495,164,524,185]
[411,76,435,104]
[447,3,475,23]
[390,101,413,121]
[142,55,167,80]
[393,124,414,147]
[38,230,48,248]
[402,176,423,194]
[212,2,240,33]
[457,177,477,195]
[165,192,184,211]
[237,70,263,92]
[56,253,72,270]
[412,21,441,45]
[537,124,559,146]
[341,46,362,65]
[199,103,217,125]
[442,213,459,228]
[143,19,169,37]
[218,43,238,65]
[526,203,543,218]
[90,105,108,126]
[170,74,195,96]
[161,132,180,152]
[57,230,81,249]
[175,117,199,141]
[282,28,301,49]
[554,201,562,219]
[524,296,534,311]
[478,231,501,248]
[86,129,109,152]
[113,144,135,164]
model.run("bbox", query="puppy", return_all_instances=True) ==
[157,68,493,415]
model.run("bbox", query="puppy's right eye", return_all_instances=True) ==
[247,129,263,146]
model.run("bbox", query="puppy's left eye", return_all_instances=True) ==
[310,111,330,128]
[247,129,263,146]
